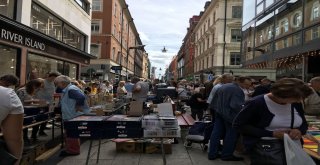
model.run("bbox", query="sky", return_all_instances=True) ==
[126,0,209,77]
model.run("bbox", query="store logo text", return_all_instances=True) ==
[0,29,45,51]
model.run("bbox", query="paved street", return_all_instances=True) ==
[41,137,249,165]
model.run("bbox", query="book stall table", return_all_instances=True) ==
[64,102,180,165]
[303,115,320,163]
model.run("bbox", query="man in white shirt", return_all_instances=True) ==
[0,76,24,164]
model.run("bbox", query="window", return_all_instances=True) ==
[232,6,242,18]
[112,47,116,60]
[31,3,63,40]
[265,0,274,8]
[27,53,64,80]
[313,6,319,20]
[91,20,101,33]
[257,3,264,14]
[231,29,242,42]
[63,24,85,50]
[92,0,102,11]
[312,27,319,39]
[74,0,90,13]
[268,29,273,40]
[283,20,289,32]
[283,38,288,48]
[208,18,210,29]
[207,37,210,49]
[0,0,16,19]
[230,52,241,65]
[90,44,101,57]
[31,3,85,50]
[275,26,280,36]
[114,3,117,16]
[293,33,301,46]
[293,13,302,28]
[113,24,116,36]
[0,44,18,75]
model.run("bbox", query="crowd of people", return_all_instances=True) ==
[0,72,320,164]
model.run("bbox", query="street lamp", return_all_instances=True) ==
[126,44,145,81]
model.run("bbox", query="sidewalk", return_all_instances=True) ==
[40,138,249,165]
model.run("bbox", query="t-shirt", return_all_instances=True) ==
[264,95,302,132]
[0,86,24,125]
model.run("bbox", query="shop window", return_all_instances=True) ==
[92,0,102,11]
[231,29,242,42]
[64,62,77,80]
[91,20,101,34]
[90,44,101,57]
[0,0,16,19]
[230,52,241,65]
[232,6,242,18]
[27,53,78,80]
[0,45,18,75]
[27,53,64,79]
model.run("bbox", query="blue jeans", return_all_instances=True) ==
[208,113,239,159]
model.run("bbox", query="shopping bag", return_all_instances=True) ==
[284,134,316,165]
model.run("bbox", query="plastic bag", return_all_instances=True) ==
[284,134,316,165]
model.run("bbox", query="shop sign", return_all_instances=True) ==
[0,28,45,51]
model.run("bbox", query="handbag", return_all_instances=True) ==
[250,106,295,165]
[0,139,18,165]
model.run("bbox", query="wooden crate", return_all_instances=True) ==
[116,141,144,153]
[145,143,172,154]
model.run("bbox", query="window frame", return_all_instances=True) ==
[230,52,241,65]
[92,0,103,11]
[91,19,102,34]
[231,29,242,42]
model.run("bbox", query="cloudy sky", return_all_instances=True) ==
[126,0,209,77]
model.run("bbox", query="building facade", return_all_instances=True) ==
[183,15,201,81]
[142,52,150,79]
[193,0,243,82]
[168,55,178,81]
[242,0,320,81]
[85,0,144,82]
[0,0,94,84]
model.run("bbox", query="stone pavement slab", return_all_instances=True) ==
[41,138,249,165]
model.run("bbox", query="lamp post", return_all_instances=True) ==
[126,44,145,81]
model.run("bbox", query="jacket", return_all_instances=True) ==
[233,95,308,151]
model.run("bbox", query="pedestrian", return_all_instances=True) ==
[208,76,252,161]
[0,74,19,88]
[251,78,272,97]
[131,77,149,102]
[304,76,320,115]
[0,76,24,165]
[116,81,127,99]
[54,75,90,157]
[189,87,207,121]
[233,78,313,165]
[36,71,61,136]
[16,79,44,143]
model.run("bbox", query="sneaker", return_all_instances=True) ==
[59,150,80,157]
[221,155,244,161]
[39,131,48,137]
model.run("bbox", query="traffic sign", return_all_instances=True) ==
[111,66,122,70]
